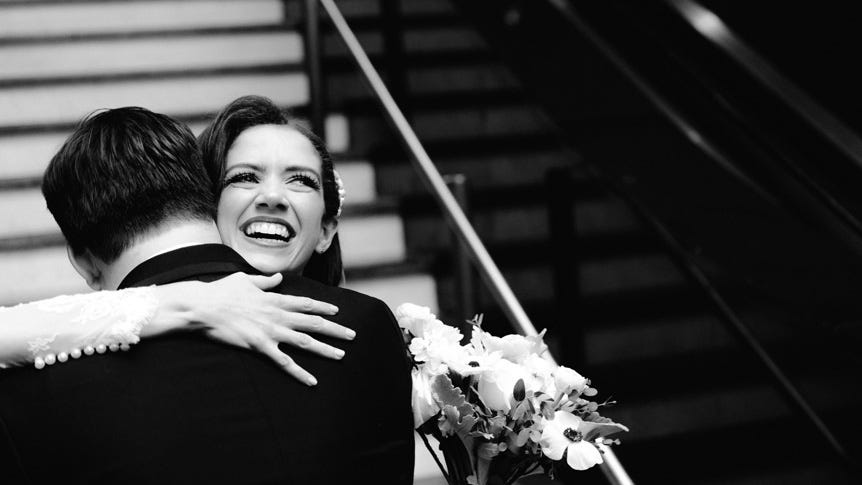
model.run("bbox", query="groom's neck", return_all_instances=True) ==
[100,219,223,290]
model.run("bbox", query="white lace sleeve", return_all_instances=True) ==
[0,287,158,370]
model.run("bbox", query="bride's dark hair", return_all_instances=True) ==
[197,95,343,286]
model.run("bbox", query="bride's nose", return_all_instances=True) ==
[254,180,289,210]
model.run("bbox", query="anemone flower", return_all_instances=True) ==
[539,411,603,471]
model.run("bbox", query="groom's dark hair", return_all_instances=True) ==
[42,107,216,263]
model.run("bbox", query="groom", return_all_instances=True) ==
[0,107,414,483]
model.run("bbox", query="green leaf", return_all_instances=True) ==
[432,374,474,418]
[433,374,479,437]
[582,421,630,442]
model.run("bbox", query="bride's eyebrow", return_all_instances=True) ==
[225,162,261,173]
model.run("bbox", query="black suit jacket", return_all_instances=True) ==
[0,244,414,484]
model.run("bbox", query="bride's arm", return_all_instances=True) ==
[0,273,353,386]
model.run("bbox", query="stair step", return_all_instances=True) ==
[325,113,350,154]
[345,272,438,315]
[0,72,308,130]
[0,0,286,40]
[400,191,647,252]
[0,187,53,237]
[0,31,302,84]
[0,131,66,181]
[602,370,855,445]
[323,24,487,60]
[330,159,376,205]
[0,113,351,182]
[346,107,556,159]
[579,253,686,297]
[338,212,406,268]
[460,253,686,305]
[374,151,575,200]
[0,246,89,305]
[613,409,856,484]
[330,64,521,108]
[314,0,456,22]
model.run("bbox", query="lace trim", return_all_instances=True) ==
[25,287,158,368]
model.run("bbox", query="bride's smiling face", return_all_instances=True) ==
[216,124,336,275]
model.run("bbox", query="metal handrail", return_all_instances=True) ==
[545,0,852,469]
[586,167,852,467]
[309,0,633,483]
[666,0,862,170]
[546,0,780,209]
[316,0,534,336]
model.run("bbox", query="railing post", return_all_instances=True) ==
[303,0,326,140]
[444,174,476,324]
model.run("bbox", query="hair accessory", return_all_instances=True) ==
[333,169,346,217]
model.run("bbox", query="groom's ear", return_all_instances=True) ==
[315,219,338,254]
[66,246,104,290]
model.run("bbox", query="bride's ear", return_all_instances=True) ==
[66,246,104,290]
[315,219,338,254]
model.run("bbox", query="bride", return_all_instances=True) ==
[0,95,365,386]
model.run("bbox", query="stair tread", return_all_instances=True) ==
[0,72,308,130]
[0,32,303,86]
[0,0,286,40]
[611,408,857,484]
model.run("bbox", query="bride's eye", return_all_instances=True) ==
[223,172,258,188]
[288,174,321,191]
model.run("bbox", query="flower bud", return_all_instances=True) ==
[553,366,588,396]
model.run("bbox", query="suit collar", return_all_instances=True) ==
[118,244,259,288]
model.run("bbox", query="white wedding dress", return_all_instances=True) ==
[0,288,157,369]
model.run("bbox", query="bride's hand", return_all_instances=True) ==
[148,272,354,386]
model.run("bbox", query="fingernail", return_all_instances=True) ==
[345,329,356,340]
[334,349,345,359]
[307,376,318,386]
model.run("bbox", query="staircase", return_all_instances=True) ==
[319,0,862,483]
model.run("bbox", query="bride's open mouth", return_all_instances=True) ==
[241,218,296,246]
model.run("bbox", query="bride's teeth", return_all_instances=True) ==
[245,222,290,238]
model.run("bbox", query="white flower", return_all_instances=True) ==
[407,320,466,376]
[411,368,441,427]
[478,330,547,364]
[540,411,603,471]
[522,353,558,395]
[476,358,540,413]
[395,303,441,339]
[553,366,589,396]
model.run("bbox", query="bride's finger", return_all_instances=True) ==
[277,295,339,316]
[272,326,346,361]
[260,341,318,386]
[278,312,355,340]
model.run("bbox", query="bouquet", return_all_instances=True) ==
[396,303,628,485]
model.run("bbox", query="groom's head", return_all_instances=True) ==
[43,107,216,267]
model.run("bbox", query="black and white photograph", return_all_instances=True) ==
[0,1,859,484]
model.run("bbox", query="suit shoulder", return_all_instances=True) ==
[276,275,393,317]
